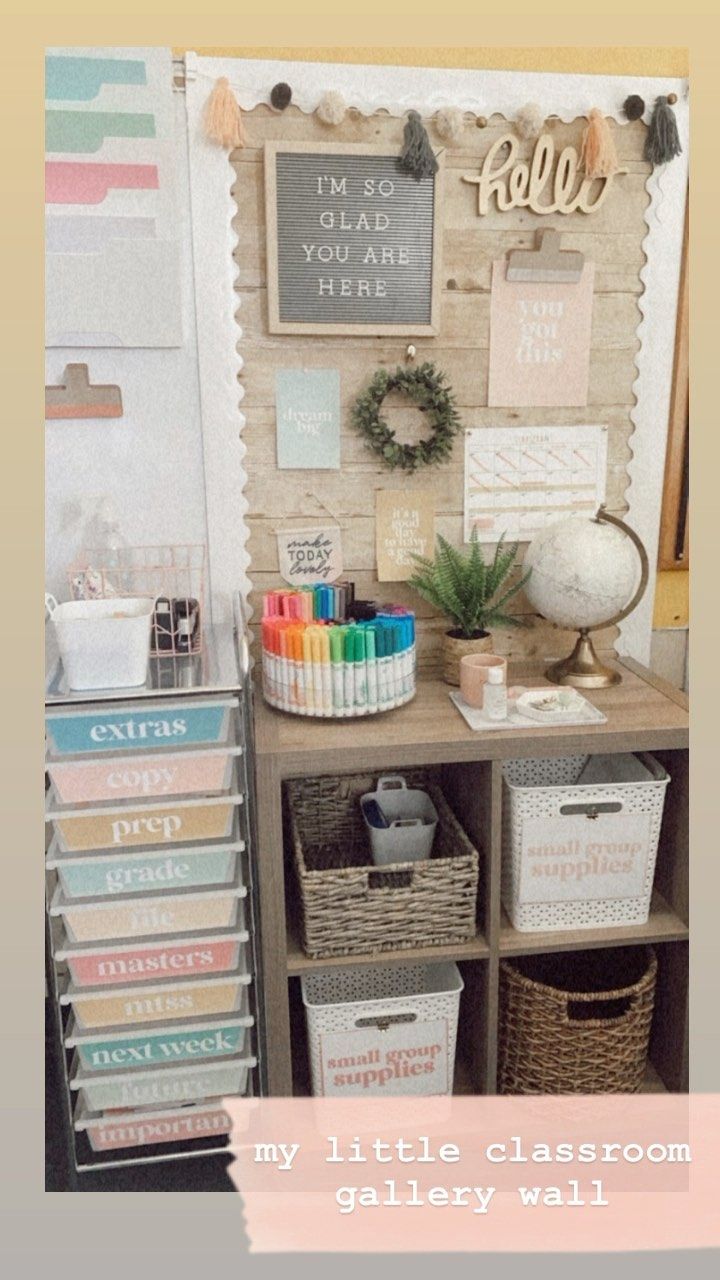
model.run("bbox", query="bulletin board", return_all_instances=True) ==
[184,57,689,669]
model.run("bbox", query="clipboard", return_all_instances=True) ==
[506,229,585,283]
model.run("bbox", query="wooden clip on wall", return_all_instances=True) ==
[45,364,123,420]
[506,229,585,283]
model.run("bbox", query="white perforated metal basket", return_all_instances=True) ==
[301,962,463,1097]
[501,754,669,932]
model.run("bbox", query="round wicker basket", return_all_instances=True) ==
[442,630,492,685]
[498,946,657,1094]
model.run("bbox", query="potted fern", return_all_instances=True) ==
[408,530,531,685]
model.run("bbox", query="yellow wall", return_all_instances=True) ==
[654,570,689,628]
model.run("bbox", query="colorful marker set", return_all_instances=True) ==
[261,610,416,718]
[262,583,355,624]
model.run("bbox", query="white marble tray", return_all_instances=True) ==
[449,689,607,732]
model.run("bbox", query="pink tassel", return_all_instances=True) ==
[580,108,618,179]
[204,77,246,150]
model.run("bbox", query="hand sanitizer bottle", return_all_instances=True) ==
[483,665,508,720]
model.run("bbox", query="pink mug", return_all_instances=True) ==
[460,653,507,709]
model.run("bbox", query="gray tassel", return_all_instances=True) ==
[644,96,682,165]
[398,110,439,181]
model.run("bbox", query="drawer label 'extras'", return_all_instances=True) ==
[47,702,231,755]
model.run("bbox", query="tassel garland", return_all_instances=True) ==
[580,108,618,179]
[623,94,646,122]
[515,103,545,140]
[203,78,245,150]
[398,110,439,181]
[434,106,465,145]
[270,82,292,111]
[644,95,682,165]
[316,91,347,126]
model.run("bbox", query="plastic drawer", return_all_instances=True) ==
[55,921,249,988]
[65,999,253,1072]
[61,970,253,1030]
[70,1052,255,1111]
[46,698,237,757]
[47,745,243,804]
[74,1100,237,1152]
[46,834,244,900]
[46,790,244,854]
[51,882,247,943]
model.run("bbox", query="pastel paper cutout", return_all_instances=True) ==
[46,215,156,253]
[45,239,182,348]
[46,110,156,154]
[45,55,146,101]
[45,161,159,205]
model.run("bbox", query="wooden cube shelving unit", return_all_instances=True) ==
[252,658,689,1096]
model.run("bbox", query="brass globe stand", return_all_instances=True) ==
[544,508,650,688]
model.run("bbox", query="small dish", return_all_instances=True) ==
[516,689,588,723]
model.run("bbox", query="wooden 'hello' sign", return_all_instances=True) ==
[264,141,443,335]
[463,133,626,216]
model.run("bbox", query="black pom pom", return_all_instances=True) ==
[270,82,292,111]
[623,94,645,122]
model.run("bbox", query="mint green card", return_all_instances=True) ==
[275,369,340,470]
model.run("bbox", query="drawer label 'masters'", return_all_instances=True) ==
[67,937,240,986]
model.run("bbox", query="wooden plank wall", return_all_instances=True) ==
[232,107,650,672]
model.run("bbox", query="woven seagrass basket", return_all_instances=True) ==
[286,768,480,958]
[498,945,657,1094]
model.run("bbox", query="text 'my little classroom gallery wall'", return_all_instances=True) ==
[232,106,651,673]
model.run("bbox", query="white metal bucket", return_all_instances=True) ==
[46,594,154,690]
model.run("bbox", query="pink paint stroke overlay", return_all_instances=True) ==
[222,1095,720,1253]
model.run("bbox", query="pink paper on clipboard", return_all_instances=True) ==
[488,259,595,408]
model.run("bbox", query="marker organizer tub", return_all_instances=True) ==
[75,1100,236,1152]
[66,998,253,1071]
[51,882,247,943]
[45,698,237,757]
[46,789,244,854]
[70,1051,255,1111]
[262,642,416,719]
[287,768,479,958]
[46,745,243,805]
[62,969,253,1031]
[302,962,464,1097]
[502,753,670,932]
[46,834,244,900]
[55,921,249,988]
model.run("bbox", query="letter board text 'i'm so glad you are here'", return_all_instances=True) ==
[264,141,443,335]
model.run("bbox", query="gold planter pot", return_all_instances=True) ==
[442,630,493,686]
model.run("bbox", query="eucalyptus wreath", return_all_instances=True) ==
[351,361,462,472]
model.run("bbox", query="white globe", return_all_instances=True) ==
[524,516,639,630]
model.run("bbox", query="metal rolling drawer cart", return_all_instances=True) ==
[45,603,264,1179]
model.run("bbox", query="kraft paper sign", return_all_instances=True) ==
[375,490,435,582]
[488,259,595,407]
[277,527,343,584]
[275,369,340,469]
[518,813,652,905]
[319,1018,449,1096]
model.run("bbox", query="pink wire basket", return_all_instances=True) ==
[68,544,207,657]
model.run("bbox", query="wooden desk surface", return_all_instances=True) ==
[253,656,688,777]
